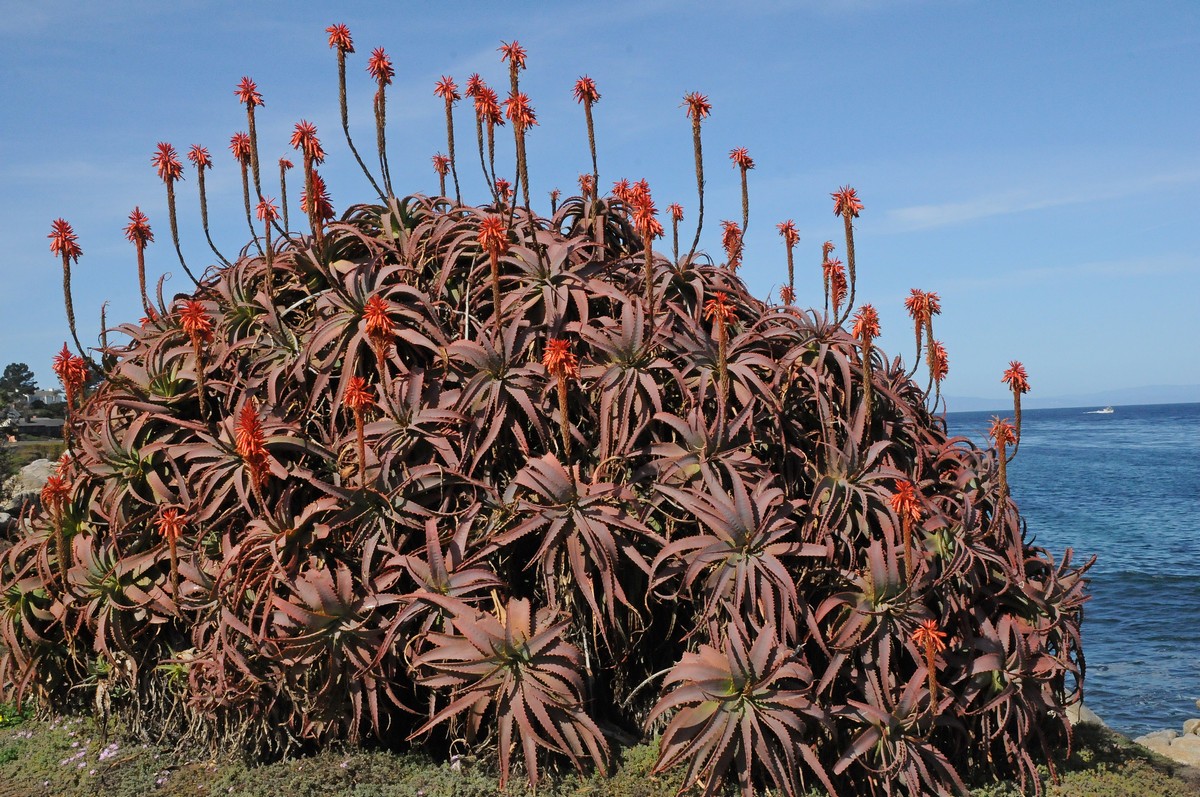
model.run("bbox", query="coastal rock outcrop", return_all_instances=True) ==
[1135,719,1200,767]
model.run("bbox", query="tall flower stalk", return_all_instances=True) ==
[180,300,214,417]
[776,220,799,305]
[1002,361,1030,457]
[52,343,87,444]
[729,147,754,232]
[720,220,743,272]
[291,121,327,243]
[826,257,846,319]
[471,81,504,200]
[831,186,863,320]
[911,620,948,710]
[152,142,199,285]
[256,197,279,283]
[434,76,463,204]
[278,158,293,233]
[630,182,664,329]
[573,76,600,193]
[432,154,450,198]
[821,241,834,315]
[504,92,537,212]
[542,339,580,461]
[49,219,88,363]
[890,479,922,581]
[363,295,395,372]
[479,215,510,330]
[234,77,265,198]
[187,145,230,266]
[156,507,186,601]
[853,304,880,427]
[344,376,375,486]
[326,24,384,198]
[367,47,396,197]
[229,132,261,252]
[703,292,735,398]
[41,474,72,584]
[123,208,154,313]
[904,289,941,378]
[235,398,269,506]
[988,416,1016,535]
[668,203,683,263]
[927,339,949,405]
[682,92,711,265]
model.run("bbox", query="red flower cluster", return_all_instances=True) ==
[229,132,252,165]
[890,480,923,524]
[124,208,154,247]
[499,40,527,70]
[779,285,795,305]
[290,121,326,164]
[367,47,394,84]
[728,147,754,171]
[49,218,83,262]
[179,300,214,345]
[776,219,799,248]
[325,23,354,53]
[187,144,212,170]
[344,376,375,413]
[235,398,269,485]
[256,196,279,223]
[434,75,460,102]
[668,203,684,223]
[478,216,510,259]
[989,416,1016,446]
[504,92,537,132]
[683,92,712,121]
[928,340,949,382]
[542,338,580,381]
[52,343,87,401]
[904,289,942,324]
[629,182,664,241]
[703,292,736,327]
[156,507,187,543]
[828,260,848,314]
[853,304,881,342]
[152,142,183,183]
[720,221,743,271]
[302,173,334,220]
[1003,361,1030,394]
[235,76,264,108]
[832,185,863,218]
[573,76,600,105]
[431,154,451,177]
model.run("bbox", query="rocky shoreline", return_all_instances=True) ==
[1131,700,1200,767]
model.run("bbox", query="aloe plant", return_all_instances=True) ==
[1,25,1093,797]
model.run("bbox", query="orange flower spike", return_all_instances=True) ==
[434,75,460,102]
[229,132,252,165]
[1003,361,1030,394]
[255,197,279,224]
[124,207,154,247]
[828,261,848,317]
[234,76,263,108]
[362,295,395,340]
[1003,360,1030,455]
[779,285,796,306]
[853,304,881,343]
[543,339,579,460]
[912,618,949,708]
[573,76,600,105]
[704,292,735,394]
[367,47,394,84]
[152,142,184,184]
[669,204,684,223]
[831,186,863,317]
[344,376,374,484]
[465,73,484,98]
[187,145,212,170]
[302,172,335,221]
[578,173,594,198]
[52,343,86,406]
[41,474,71,514]
[683,92,712,121]
[728,147,754,171]
[432,154,450,177]
[478,215,510,259]
[49,218,82,262]
[499,40,528,71]
[235,399,269,491]
[179,301,214,345]
[929,339,949,384]
[156,506,186,599]
[542,338,580,382]
[156,507,187,543]
[290,121,326,164]
[720,220,743,271]
[891,478,923,578]
[777,219,799,299]
[504,92,537,133]
[989,416,1016,447]
[325,23,354,53]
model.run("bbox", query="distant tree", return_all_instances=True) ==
[0,363,36,408]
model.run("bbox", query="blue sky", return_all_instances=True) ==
[2,0,1198,404]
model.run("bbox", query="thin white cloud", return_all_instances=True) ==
[884,169,1200,232]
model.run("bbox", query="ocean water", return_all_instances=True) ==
[947,402,1200,738]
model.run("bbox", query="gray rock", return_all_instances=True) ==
[1167,734,1200,767]
[1183,718,1200,736]
[1135,729,1179,744]
[1066,702,1106,727]
[14,458,56,493]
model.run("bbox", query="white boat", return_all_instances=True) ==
[1086,406,1114,414]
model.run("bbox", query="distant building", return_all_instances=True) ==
[31,388,65,405]
[17,417,65,437]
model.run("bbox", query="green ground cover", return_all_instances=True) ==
[1,707,1196,797]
